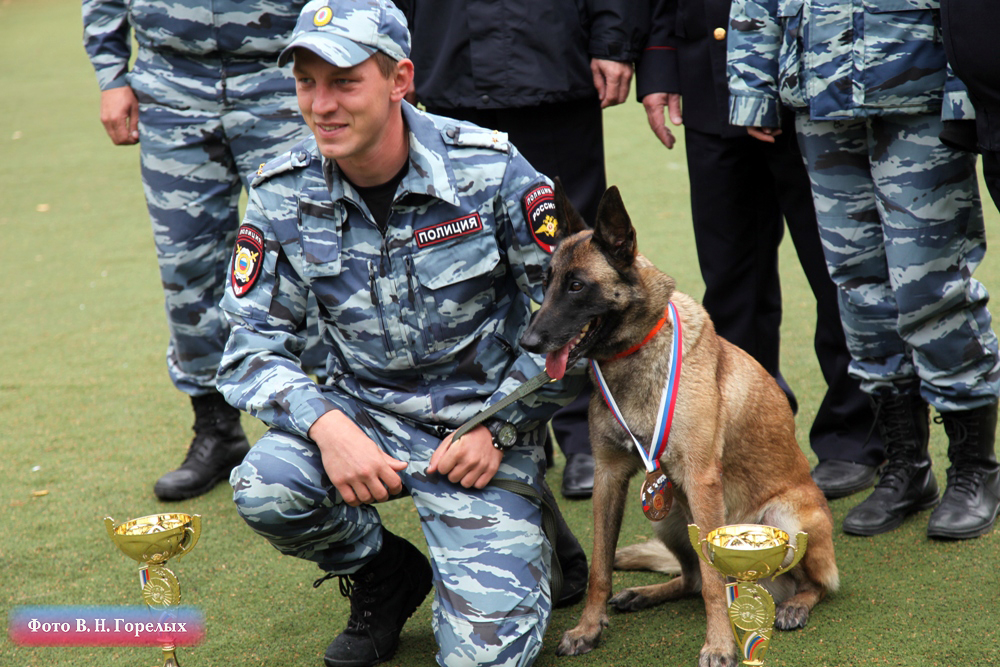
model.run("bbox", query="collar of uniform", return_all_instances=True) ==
[322,103,460,208]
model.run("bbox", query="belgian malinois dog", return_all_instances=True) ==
[520,184,839,667]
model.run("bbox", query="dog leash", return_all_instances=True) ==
[590,301,683,521]
[450,369,554,442]
[447,368,566,602]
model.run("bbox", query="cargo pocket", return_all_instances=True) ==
[296,199,393,361]
[860,0,945,108]
[408,232,502,356]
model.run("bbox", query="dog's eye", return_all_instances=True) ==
[568,280,584,293]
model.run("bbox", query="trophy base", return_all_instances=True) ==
[726,581,774,666]
[161,646,181,667]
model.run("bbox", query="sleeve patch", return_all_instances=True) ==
[523,184,558,253]
[231,224,265,297]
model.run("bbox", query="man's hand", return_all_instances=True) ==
[428,425,503,490]
[100,86,140,145]
[746,126,783,143]
[309,410,407,507]
[591,59,633,109]
[642,92,682,149]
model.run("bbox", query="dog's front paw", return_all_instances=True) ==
[609,587,653,612]
[698,646,740,667]
[556,618,608,657]
[775,601,810,630]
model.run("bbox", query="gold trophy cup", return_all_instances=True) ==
[688,524,807,666]
[105,513,202,667]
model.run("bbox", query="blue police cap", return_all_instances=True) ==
[278,0,410,68]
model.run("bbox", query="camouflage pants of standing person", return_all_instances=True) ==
[130,56,314,396]
[230,391,552,667]
[796,112,1000,410]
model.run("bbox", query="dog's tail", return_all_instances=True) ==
[614,539,682,575]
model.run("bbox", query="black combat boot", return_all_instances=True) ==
[321,528,433,667]
[927,403,1000,540]
[843,392,939,536]
[153,392,251,501]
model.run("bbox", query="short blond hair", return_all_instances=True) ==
[372,51,398,79]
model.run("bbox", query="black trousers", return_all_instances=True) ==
[685,123,883,466]
[425,98,601,457]
[983,151,1000,215]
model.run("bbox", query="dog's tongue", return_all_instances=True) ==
[545,342,573,381]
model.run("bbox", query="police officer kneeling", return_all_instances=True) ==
[216,2,586,666]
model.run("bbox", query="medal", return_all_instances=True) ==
[592,302,683,522]
[640,469,673,521]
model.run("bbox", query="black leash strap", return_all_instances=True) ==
[489,478,564,605]
[449,369,564,603]
[450,370,553,442]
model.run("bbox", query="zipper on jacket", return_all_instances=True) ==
[369,260,394,356]
[405,255,429,352]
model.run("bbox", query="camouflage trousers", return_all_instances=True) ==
[131,55,313,395]
[230,391,552,667]
[796,112,1000,410]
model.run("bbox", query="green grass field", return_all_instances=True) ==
[2,0,999,665]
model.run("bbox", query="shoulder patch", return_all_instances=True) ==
[231,224,264,297]
[251,149,312,187]
[523,183,558,253]
[442,125,510,153]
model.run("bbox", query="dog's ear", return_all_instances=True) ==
[592,186,637,269]
[553,177,588,238]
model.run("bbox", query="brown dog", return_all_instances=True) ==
[519,185,839,667]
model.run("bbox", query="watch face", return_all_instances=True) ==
[496,422,518,448]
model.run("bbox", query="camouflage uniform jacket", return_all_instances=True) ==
[218,103,578,439]
[82,0,306,90]
[727,0,975,126]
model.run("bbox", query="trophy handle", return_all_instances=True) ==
[174,515,201,560]
[104,517,118,540]
[772,531,808,578]
[687,524,713,565]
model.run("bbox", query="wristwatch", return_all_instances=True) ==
[485,419,518,451]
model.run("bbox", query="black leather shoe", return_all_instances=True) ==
[811,460,878,499]
[561,453,594,499]
[322,529,432,667]
[154,393,250,501]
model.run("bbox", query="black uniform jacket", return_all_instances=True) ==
[393,0,647,109]
[635,0,746,138]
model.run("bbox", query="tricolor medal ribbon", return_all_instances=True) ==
[592,301,683,522]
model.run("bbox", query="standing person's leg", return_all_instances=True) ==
[685,129,784,368]
[133,78,250,500]
[768,118,883,497]
[683,127,792,406]
[981,151,1000,215]
[868,114,1000,539]
[493,99,605,499]
[796,115,937,536]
